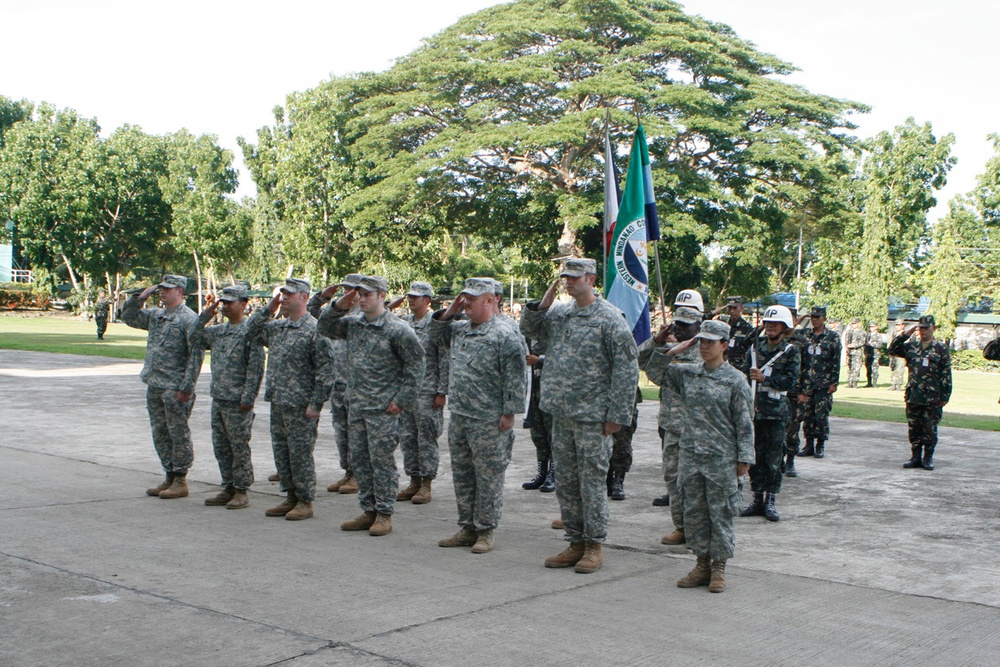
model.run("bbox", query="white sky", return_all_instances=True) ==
[2,0,996,223]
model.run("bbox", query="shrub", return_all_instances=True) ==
[950,349,1000,373]
[0,283,50,310]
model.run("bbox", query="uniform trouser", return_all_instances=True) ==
[864,348,875,385]
[398,393,443,479]
[146,386,195,475]
[349,411,400,515]
[906,404,942,451]
[785,395,805,455]
[609,409,636,475]
[802,391,834,440]
[211,399,255,490]
[679,468,739,561]
[551,417,611,544]
[448,413,515,531]
[528,397,553,462]
[96,315,108,338]
[847,350,864,384]
[749,418,787,494]
[661,428,683,530]
[270,404,318,502]
[330,384,351,473]
[890,358,905,390]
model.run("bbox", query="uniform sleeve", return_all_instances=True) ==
[306,293,328,319]
[519,303,549,342]
[604,320,641,425]
[436,338,450,395]
[391,327,426,412]
[428,315,454,348]
[241,339,266,406]
[639,339,673,387]
[246,307,274,347]
[500,332,528,415]
[192,310,218,348]
[121,294,151,330]
[888,333,911,358]
[180,318,204,395]
[940,346,952,405]
[316,305,351,340]
[830,333,842,379]
[732,381,756,464]
[308,334,336,413]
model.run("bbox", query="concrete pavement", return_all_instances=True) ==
[2,349,1000,666]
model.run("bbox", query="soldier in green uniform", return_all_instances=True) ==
[888,315,952,470]
[782,315,810,477]
[845,318,866,389]
[799,306,841,459]
[95,290,110,340]
[521,335,555,493]
[889,319,907,390]
[716,296,754,373]
[864,322,882,387]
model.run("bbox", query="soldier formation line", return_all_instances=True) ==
[120,258,954,593]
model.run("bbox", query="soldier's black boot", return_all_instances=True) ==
[740,492,765,517]
[522,460,549,490]
[610,471,625,501]
[814,439,826,458]
[785,454,797,478]
[921,446,935,471]
[763,492,780,522]
[903,447,923,469]
[539,462,555,493]
[652,494,669,507]
[800,439,815,457]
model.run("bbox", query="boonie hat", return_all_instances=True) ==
[918,314,936,328]
[674,289,704,314]
[218,285,248,302]
[560,258,597,277]
[279,278,311,294]
[358,276,388,293]
[672,306,701,324]
[459,277,495,297]
[695,319,731,341]
[407,281,434,298]
[158,274,188,291]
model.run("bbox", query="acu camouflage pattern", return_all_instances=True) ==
[550,418,614,543]
[210,401,255,490]
[866,330,883,386]
[145,387,195,474]
[269,404,319,501]
[801,327,842,440]
[448,414,516,531]
[309,291,355,473]
[844,325,866,386]
[398,310,450,479]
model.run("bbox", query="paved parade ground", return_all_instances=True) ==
[2,349,1000,666]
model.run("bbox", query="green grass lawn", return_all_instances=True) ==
[0,313,151,359]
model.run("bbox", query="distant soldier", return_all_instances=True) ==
[95,290,110,340]
[642,319,755,593]
[889,319,907,390]
[639,304,702,545]
[740,306,799,523]
[193,285,265,510]
[798,306,841,459]
[782,314,810,477]
[521,258,639,574]
[317,276,425,537]
[712,296,754,373]
[844,318,866,388]
[247,278,336,521]
[430,278,527,554]
[122,274,203,500]
[865,322,883,387]
[889,315,952,470]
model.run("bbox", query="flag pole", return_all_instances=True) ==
[652,240,667,325]
[602,108,610,296]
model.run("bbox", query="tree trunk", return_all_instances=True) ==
[192,250,203,313]
[557,221,579,258]
[61,253,80,292]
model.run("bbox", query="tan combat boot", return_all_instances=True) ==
[146,473,174,497]
[341,511,377,531]
[226,490,249,510]
[575,542,603,573]
[327,471,353,493]
[204,486,235,506]
[709,559,727,593]
[551,518,564,530]
[285,500,314,521]
[544,542,585,568]
[369,513,392,536]
[471,529,494,554]
[439,527,478,548]
[677,554,711,588]
[338,475,359,494]
[265,490,298,517]
[397,476,421,501]
[411,478,432,504]
[267,473,280,482]
[661,528,686,545]
[159,475,189,499]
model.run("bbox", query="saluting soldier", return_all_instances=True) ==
[889,315,952,470]
[712,296,754,373]
[193,285,265,510]
[122,274,203,500]
[798,306,841,459]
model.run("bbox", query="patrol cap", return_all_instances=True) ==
[694,319,730,341]
[810,306,827,317]
[459,277,495,297]
[560,258,597,277]
[406,281,434,298]
[158,274,188,291]
[918,314,936,328]
[218,285,248,302]
[489,279,505,297]
[674,289,704,314]
[894,318,906,326]
[342,273,365,289]
[726,296,743,307]
[358,275,388,293]
[279,278,311,294]
[851,317,861,324]
[673,306,701,324]
[868,321,878,328]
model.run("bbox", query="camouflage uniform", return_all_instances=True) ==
[429,309,526,532]
[520,295,639,545]
[524,337,553,463]
[317,290,425,517]
[844,323,866,388]
[95,297,110,339]
[889,322,907,390]
[609,388,640,477]
[247,300,335,503]
[193,302,265,491]
[400,309,449,480]
[308,292,355,476]
[888,322,952,468]
[866,328,883,387]
[801,327,841,445]
[742,338,800,494]
[725,316,755,374]
[122,285,203,476]
[784,329,810,457]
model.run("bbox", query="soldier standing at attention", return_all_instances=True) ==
[430,278,527,554]
[711,297,754,373]
[643,320,754,593]
[798,306,841,459]
[122,275,203,500]
[193,285,265,510]
[95,290,110,340]
[520,258,639,574]
[782,315,810,478]
[889,319,908,390]
[845,318,866,389]
[307,274,365,494]
[393,281,449,505]
[639,304,703,545]
[889,315,952,470]
[865,322,883,387]
[739,306,799,523]
[317,276,425,537]
[521,335,555,493]
[247,278,335,521]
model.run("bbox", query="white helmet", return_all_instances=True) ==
[674,289,704,314]
[762,305,794,329]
